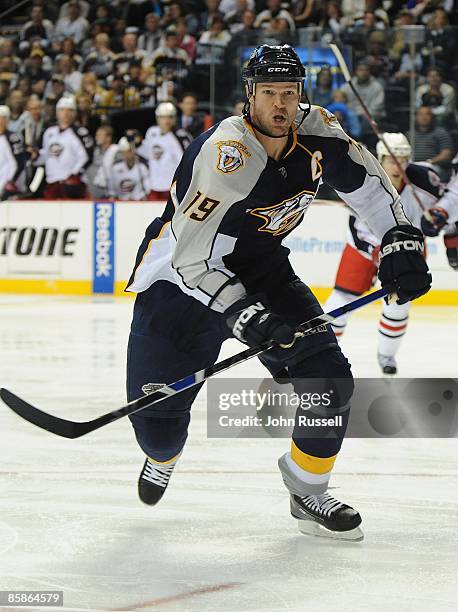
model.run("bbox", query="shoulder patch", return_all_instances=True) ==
[319,107,339,127]
[215,140,251,174]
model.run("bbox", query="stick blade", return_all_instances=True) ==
[0,388,87,439]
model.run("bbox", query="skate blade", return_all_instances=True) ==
[297,519,364,542]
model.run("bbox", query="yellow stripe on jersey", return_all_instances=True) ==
[291,440,337,474]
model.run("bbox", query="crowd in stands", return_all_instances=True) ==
[0,0,458,199]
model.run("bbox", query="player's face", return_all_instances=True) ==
[158,115,175,132]
[249,82,300,138]
[57,108,75,129]
[381,156,409,191]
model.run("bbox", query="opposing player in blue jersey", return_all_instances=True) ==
[125,45,431,539]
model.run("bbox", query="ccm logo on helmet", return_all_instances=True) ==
[381,240,423,257]
[267,67,290,72]
[233,302,266,340]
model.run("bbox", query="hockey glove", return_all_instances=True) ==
[420,207,449,237]
[378,225,432,304]
[226,299,297,349]
[444,233,458,270]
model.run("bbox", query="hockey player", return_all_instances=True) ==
[0,105,26,199]
[324,133,449,374]
[137,102,192,200]
[40,96,93,199]
[126,46,431,539]
[107,136,150,201]
[420,154,458,271]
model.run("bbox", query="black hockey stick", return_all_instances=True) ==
[0,287,390,439]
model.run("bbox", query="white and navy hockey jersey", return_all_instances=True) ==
[108,155,150,200]
[127,106,409,313]
[137,127,191,192]
[347,163,442,257]
[0,130,25,194]
[40,124,94,183]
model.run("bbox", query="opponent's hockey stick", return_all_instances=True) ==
[0,287,390,439]
[329,44,432,220]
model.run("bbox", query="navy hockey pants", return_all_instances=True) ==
[127,280,353,462]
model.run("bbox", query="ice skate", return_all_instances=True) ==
[290,492,363,541]
[378,353,397,375]
[138,453,180,506]
[278,453,363,540]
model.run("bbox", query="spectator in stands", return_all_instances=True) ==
[328,89,361,139]
[57,37,83,70]
[416,68,456,127]
[365,30,392,84]
[178,92,203,137]
[21,5,54,42]
[0,105,26,200]
[199,16,232,47]
[176,18,197,62]
[82,33,115,81]
[17,77,32,98]
[224,0,251,34]
[86,124,118,198]
[45,74,67,102]
[78,72,106,107]
[59,0,90,20]
[54,0,89,46]
[114,30,147,76]
[137,101,191,200]
[0,79,10,105]
[424,8,455,74]
[150,30,190,88]
[21,49,50,97]
[227,9,258,52]
[56,55,82,94]
[312,66,334,108]
[40,95,93,199]
[341,61,385,123]
[138,14,163,55]
[7,90,27,134]
[255,0,295,31]
[101,74,141,109]
[76,93,101,136]
[23,95,46,163]
[0,56,19,91]
[319,1,343,39]
[341,0,365,26]
[107,136,150,201]
[265,17,294,44]
[413,105,454,180]
[292,0,323,28]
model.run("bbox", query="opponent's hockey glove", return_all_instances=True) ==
[420,207,449,237]
[378,225,432,304]
[444,233,458,270]
[226,299,297,349]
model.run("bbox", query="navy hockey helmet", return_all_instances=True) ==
[243,45,306,94]
[242,44,310,138]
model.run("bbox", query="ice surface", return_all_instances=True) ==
[0,295,457,612]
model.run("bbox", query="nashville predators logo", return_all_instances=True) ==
[250,191,315,236]
[216,140,251,174]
